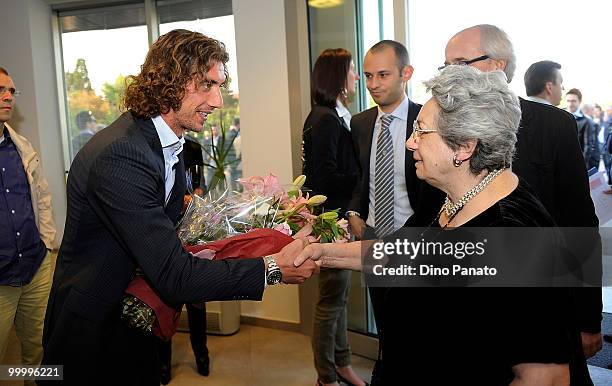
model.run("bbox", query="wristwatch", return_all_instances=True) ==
[264,256,282,286]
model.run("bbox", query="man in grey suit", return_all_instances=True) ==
[41,29,317,385]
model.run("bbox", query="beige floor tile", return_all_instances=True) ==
[2,324,374,386]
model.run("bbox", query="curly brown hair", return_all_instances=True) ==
[124,29,229,118]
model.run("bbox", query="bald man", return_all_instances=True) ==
[442,24,602,386]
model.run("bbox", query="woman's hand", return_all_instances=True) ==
[294,242,364,271]
[510,363,569,386]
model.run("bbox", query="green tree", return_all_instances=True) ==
[65,58,111,134]
[101,74,128,122]
[65,58,92,92]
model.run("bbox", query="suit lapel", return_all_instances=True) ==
[137,117,165,181]
[363,107,379,159]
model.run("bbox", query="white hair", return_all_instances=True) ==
[474,24,516,83]
[424,65,521,174]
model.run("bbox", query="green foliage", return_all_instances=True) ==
[65,58,92,92]
[200,109,241,191]
[187,89,241,191]
[312,209,342,243]
[65,58,127,135]
[101,74,129,122]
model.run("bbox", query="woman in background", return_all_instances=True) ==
[302,48,365,386]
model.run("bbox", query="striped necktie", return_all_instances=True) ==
[375,114,395,237]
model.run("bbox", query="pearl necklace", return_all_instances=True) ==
[442,168,505,218]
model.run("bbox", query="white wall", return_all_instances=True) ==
[0,0,66,246]
[233,0,310,324]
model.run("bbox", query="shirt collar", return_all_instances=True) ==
[0,124,10,145]
[527,96,552,106]
[571,109,584,119]
[335,99,350,119]
[152,115,185,151]
[377,94,409,122]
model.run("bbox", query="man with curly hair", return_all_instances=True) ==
[40,29,317,385]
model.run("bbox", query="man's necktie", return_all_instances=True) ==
[375,114,395,237]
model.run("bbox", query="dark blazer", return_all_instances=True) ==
[514,98,601,385]
[575,114,600,170]
[514,98,598,228]
[302,105,360,215]
[347,99,444,225]
[41,112,264,385]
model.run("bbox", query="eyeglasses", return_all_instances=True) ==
[412,121,437,139]
[437,55,490,71]
[0,86,21,97]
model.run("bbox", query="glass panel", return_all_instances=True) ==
[359,0,394,109]
[407,0,612,105]
[306,0,396,337]
[307,0,393,336]
[307,0,361,113]
[307,1,368,334]
[158,0,241,192]
[59,4,149,162]
[380,0,394,41]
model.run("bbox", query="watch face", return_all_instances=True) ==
[268,270,282,285]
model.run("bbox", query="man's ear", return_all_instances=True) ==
[490,58,507,73]
[402,65,414,82]
[545,81,554,96]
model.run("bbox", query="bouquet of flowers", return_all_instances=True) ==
[123,173,349,341]
[177,173,350,248]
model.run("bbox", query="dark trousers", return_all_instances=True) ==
[158,303,209,369]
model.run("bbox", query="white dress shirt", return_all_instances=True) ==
[526,96,552,106]
[335,100,352,130]
[366,95,414,230]
[152,115,185,205]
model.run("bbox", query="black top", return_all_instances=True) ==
[380,181,577,385]
[302,105,359,215]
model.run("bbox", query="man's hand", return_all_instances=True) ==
[581,332,602,358]
[271,239,318,284]
[348,215,366,240]
[511,363,569,386]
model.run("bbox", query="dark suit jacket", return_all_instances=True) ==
[302,105,360,215]
[347,100,444,225]
[575,114,600,170]
[42,112,264,384]
[514,99,602,356]
[514,98,598,228]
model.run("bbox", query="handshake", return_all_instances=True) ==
[266,238,365,284]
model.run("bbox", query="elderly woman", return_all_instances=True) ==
[296,66,574,385]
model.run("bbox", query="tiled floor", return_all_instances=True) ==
[1,324,374,386]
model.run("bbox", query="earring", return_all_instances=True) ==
[340,88,348,99]
[453,154,462,167]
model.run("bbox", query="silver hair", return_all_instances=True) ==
[474,24,516,83]
[424,65,521,175]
